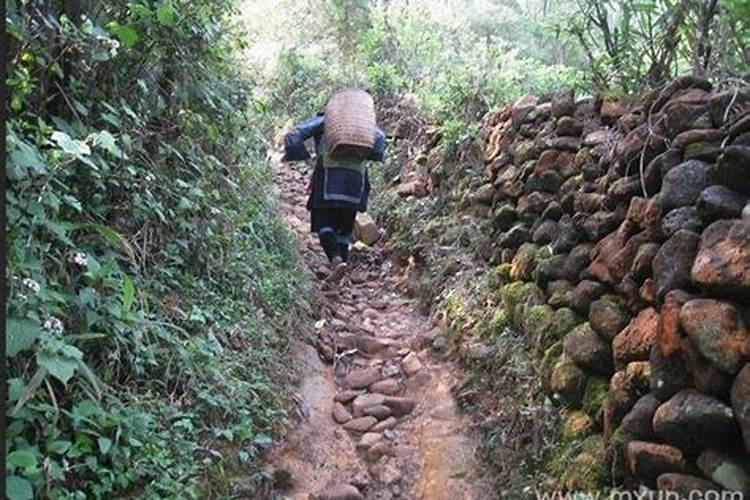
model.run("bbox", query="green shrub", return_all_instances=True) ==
[6,2,303,498]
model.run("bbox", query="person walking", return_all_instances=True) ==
[282,93,386,282]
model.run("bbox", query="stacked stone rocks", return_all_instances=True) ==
[464,77,750,493]
[332,357,417,462]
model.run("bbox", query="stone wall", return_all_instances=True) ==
[386,76,750,494]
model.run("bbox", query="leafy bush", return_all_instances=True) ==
[6,2,304,498]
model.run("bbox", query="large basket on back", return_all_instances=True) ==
[324,89,376,159]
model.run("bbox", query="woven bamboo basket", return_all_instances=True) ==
[324,89,376,159]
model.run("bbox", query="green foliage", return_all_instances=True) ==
[439,119,479,159]
[566,0,750,92]
[240,0,586,126]
[6,1,304,498]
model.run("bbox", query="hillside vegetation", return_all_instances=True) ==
[6,0,750,498]
[6,2,304,498]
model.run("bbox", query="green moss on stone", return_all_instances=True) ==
[582,377,610,417]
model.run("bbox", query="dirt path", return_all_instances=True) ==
[263,153,493,500]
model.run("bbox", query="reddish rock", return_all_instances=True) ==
[351,393,387,417]
[616,125,668,167]
[652,230,700,301]
[344,367,382,389]
[512,94,539,125]
[396,180,427,198]
[653,389,739,453]
[709,87,750,127]
[335,390,365,403]
[732,364,750,452]
[586,222,649,287]
[673,128,723,148]
[656,473,718,495]
[343,416,378,432]
[584,130,611,147]
[318,483,364,500]
[552,136,581,152]
[363,405,392,420]
[371,416,397,432]
[563,322,613,375]
[631,243,659,281]
[639,279,656,304]
[556,116,583,137]
[663,98,709,137]
[691,220,750,296]
[625,441,687,482]
[680,299,750,374]
[601,98,628,124]
[552,88,575,118]
[613,308,659,368]
[369,379,401,396]
[589,295,631,342]
[656,290,694,358]
[383,396,416,416]
[604,362,651,437]
[557,151,579,178]
[333,403,352,424]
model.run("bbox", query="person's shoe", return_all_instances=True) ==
[327,257,347,283]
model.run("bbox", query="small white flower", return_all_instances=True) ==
[209,207,221,215]
[108,39,119,57]
[43,317,65,335]
[22,278,40,294]
[70,252,88,267]
[145,173,155,183]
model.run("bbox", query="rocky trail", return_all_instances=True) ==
[262,153,493,499]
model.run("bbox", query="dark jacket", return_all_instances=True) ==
[283,114,386,212]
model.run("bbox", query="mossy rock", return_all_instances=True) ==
[609,426,635,485]
[500,281,533,312]
[489,307,510,335]
[548,308,581,346]
[562,411,596,441]
[539,340,564,390]
[492,263,512,285]
[510,243,540,281]
[534,253,566,287]
[562,434,609,492]
[550,353,588,408]
[582,376,610,419]
[525,304,556,353]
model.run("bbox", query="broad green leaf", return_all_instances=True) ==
[108,23,139,48]
[121,274,135,314]
[156,3,176,26]
[8,133,47,178]
[92,130,125,159]
[37,350,77,385]
[8,450,37,469]
[51,131,91,156]
[62,195,82,212]
[98,437,112,454]
[47,440,72,455]
[6,319,42,357]
[6,476,33,500]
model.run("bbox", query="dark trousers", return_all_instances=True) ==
[311,208,356,263]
